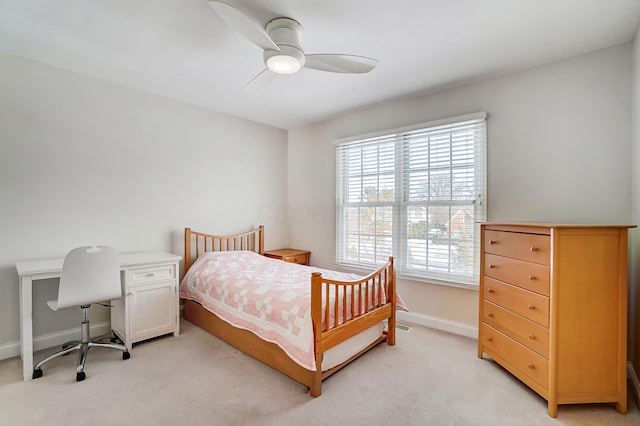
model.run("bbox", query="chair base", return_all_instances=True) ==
[33,314,129,381]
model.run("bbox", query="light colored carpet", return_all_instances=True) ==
[0,319,638,425]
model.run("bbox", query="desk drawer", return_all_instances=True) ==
[129,264,176,285]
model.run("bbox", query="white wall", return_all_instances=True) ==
[1,41,634,356]
[0,52,288,351]
[288,44,633,327]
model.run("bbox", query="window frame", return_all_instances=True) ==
[335,112,487,288]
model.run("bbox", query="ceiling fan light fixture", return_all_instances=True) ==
[266,54,301,74]
[264,45,305,75]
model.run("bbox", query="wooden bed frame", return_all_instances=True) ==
[183,226,396,396]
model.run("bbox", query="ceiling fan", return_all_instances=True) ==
[208,1,379,92]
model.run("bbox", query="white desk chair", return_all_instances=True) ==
[32,246,130,381]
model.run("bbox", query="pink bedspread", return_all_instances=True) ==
[180,250,397,371]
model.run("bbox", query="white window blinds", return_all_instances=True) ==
[335,112,487,286]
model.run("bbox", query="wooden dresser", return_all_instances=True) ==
[477,223,634,417]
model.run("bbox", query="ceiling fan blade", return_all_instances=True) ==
[243,69,276,92]
[208,1,280,52]
[303,54,378,74]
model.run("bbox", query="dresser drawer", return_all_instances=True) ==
[484,230,550,265]
[485,253,550,296]
[483,277,549,327]
[482,324,549,389]
[128,264,176,285]
[483,300,549,358]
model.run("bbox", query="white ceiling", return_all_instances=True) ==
[1,0,640,130]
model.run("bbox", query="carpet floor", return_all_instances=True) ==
[0,319,638,425]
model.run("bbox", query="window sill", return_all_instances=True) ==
[397,272,479,291]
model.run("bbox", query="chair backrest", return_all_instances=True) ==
[56,246,121,310]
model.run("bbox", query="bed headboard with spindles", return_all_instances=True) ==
[184,226,264,272]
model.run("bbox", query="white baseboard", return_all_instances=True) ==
[629,361,640,407]
[397,311,478,339]
[0,321,112,361]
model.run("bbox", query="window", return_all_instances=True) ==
[335,112,486,287]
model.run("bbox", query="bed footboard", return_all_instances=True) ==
[309,257,396,396]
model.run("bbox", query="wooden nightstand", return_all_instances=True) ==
[264,249,310,266]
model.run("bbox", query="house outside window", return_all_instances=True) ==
[335,112,487,287]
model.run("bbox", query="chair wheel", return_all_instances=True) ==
[32,369,43,379]
[123,351,130,360]
[76,371,86,382]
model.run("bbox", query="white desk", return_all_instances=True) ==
[15,251,182,381]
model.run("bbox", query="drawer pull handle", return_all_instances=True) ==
[147,273,156,277]
[528,334,535,340]
[487,313,494,318]
[530,246,537,252]
[487,288,495,293]
[486,337,493,342]
[528,304,535,310]
[488,264,495,268]
[528,275,535,280]
[528,363,535,370]
[489,240,497,245]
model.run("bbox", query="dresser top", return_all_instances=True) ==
[482,222,635,229]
